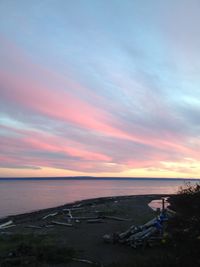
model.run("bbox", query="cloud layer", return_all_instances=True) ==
[0,0,200,177]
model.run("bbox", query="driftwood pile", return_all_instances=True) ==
[40,206,132,227]
[0,206,133,233]
[103,198,172,249]
[0,220,16,230]
[103,212,168,248]
[0,198,174,240]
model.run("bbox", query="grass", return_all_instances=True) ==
[0,234,75,266]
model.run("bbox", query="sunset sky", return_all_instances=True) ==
[0,0,200,178]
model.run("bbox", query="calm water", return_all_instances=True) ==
[0,179,194,218]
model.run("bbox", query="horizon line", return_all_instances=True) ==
[0,176,199,181]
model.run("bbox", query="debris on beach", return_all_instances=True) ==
[42,212,58,220]
[63,207,83,212]
[103,198,172,248]
[0,224,16,229]
[71,216,100,221]
[72,257,104,266]
[66,209,73,219]
[52,220,73,227]
[72,203,82,208]
[103,215,131,221]
[103,212,168,248]
[0,220,16,230]
[45,224,55,228]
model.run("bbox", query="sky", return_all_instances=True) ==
[0,0,200,178]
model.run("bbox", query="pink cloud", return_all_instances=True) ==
[24,135,111,162]
[0,125,111,165]
[0,67,197,164]
[1,35,200,176]
[1,123,200,174]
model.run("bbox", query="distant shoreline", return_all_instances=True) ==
[0,176,199,181]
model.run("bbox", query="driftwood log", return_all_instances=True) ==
[63,207,83,212]
[71,216,99,220]
[72,257,104,266]
[0,224,16,229]
[42,212,58,220]
[52,221,73,227]
[103,216,131,221]
[0,220,15,229]
[103,211,170,248]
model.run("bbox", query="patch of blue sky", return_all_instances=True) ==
[0,116,26,138]
[0,116,27,130]
[0,127,20,138]
[0,115,50,137]
[1,0,199,116]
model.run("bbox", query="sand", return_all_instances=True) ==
[0,194,169,266]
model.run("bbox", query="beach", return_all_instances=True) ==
[0,194,168,267]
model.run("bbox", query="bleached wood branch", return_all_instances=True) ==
[0,220,14,229]
[103,216,131,221]
[42,212,58,220]
[72,257,104,266]
[52,221,73,227]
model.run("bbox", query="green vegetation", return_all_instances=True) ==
[166,182,200,267]
[105,182,200,267]
[0,234,75,266]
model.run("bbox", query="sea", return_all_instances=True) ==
[0,178,198,218]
